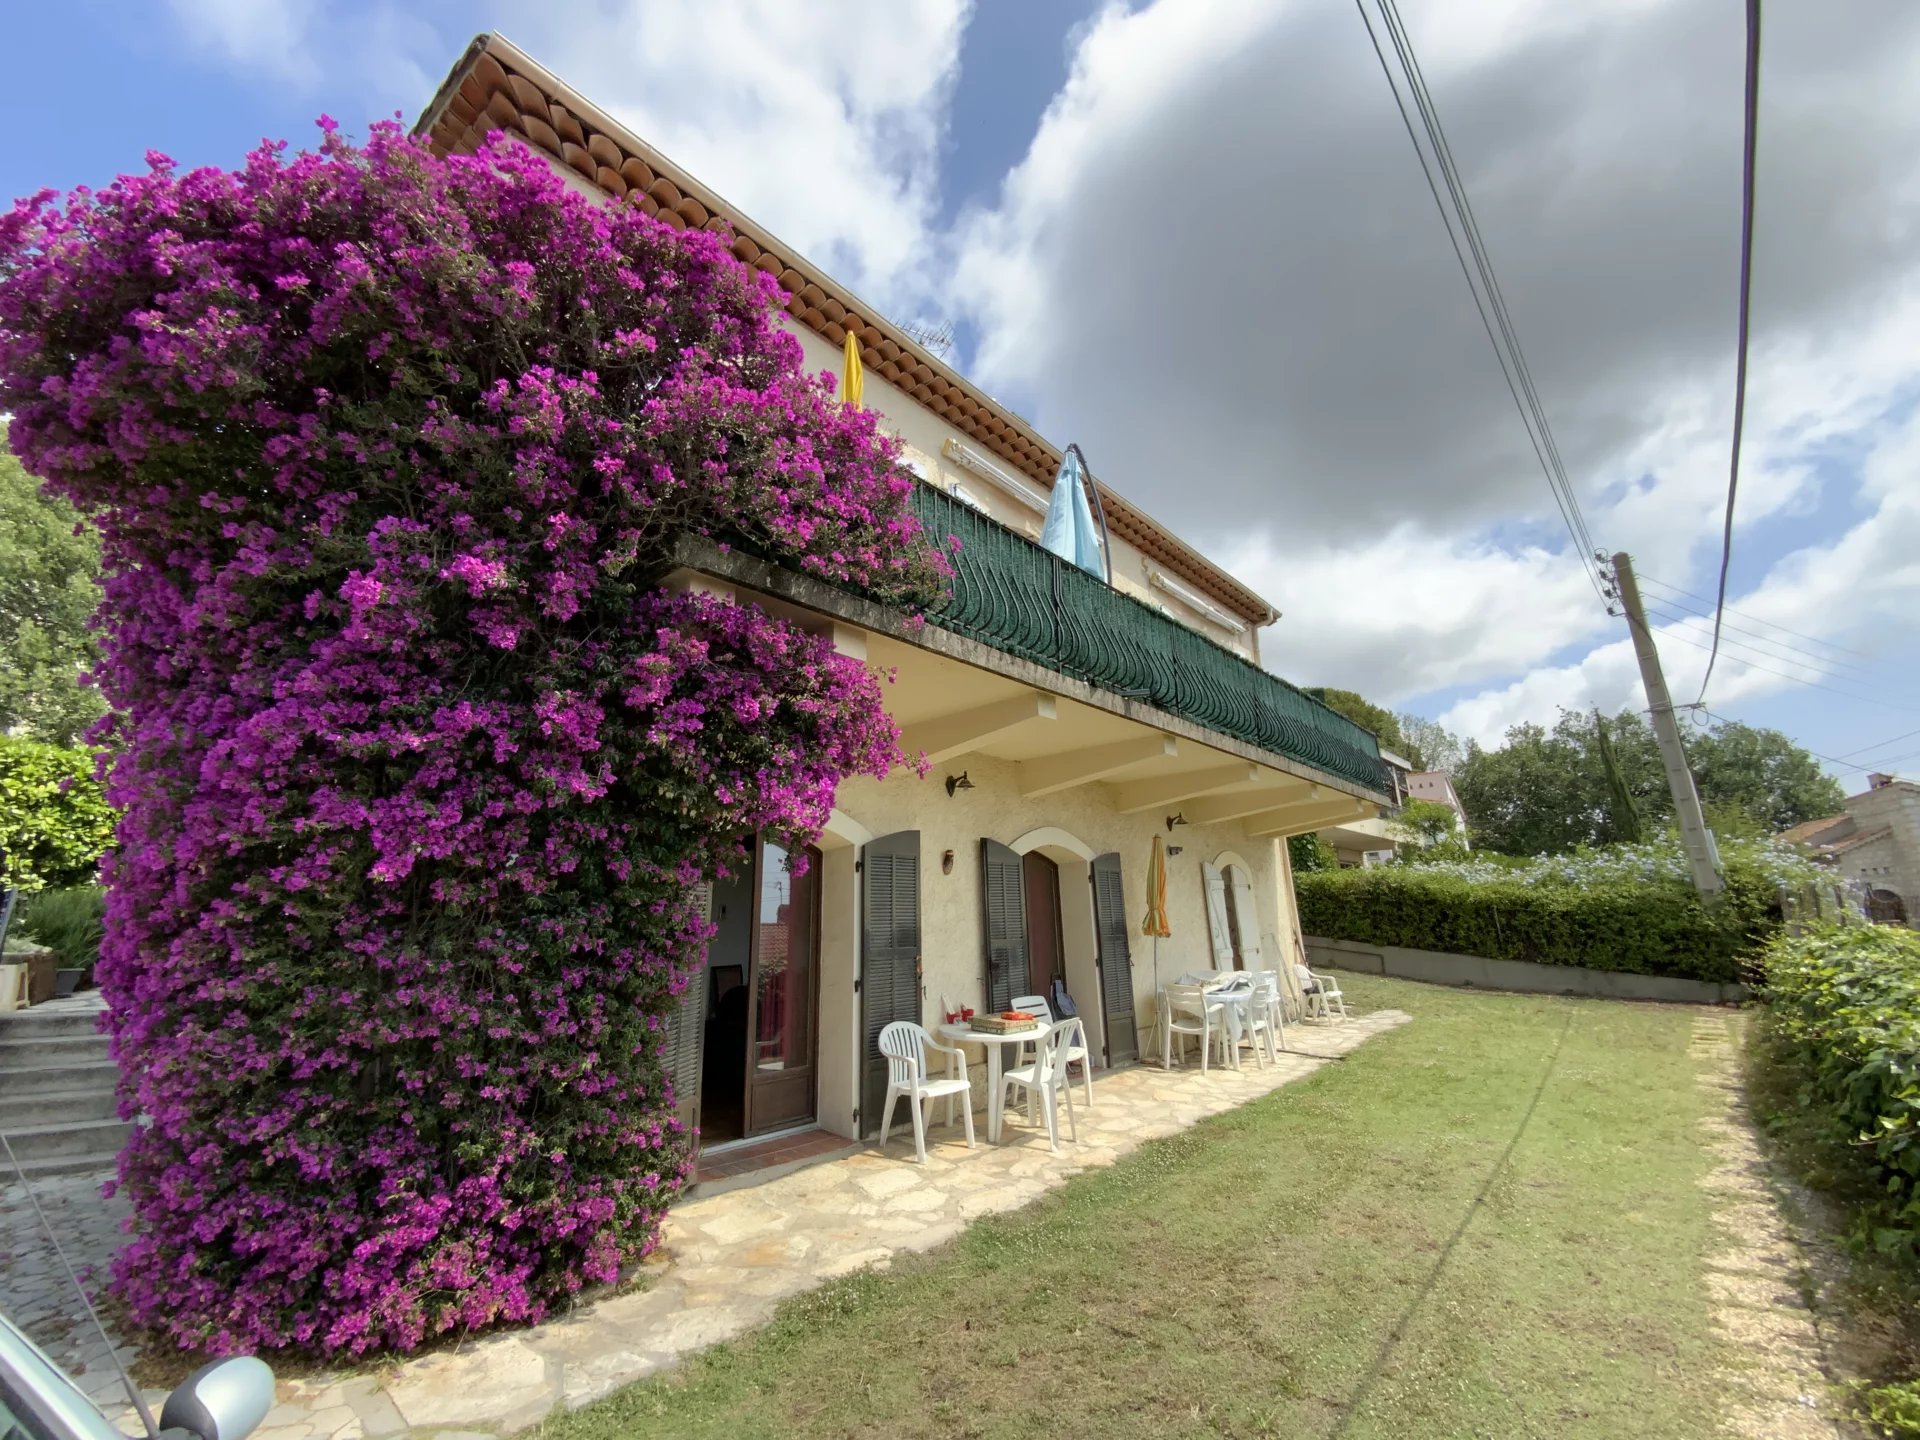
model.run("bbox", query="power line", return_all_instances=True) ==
[1699,706,1920,774]
[1639,600,1869,678]
[1697,0,1764,705]
[1654,624,1920,715]
[1353,0,1609,611]
[1834,724,1920,761]
[1641,573,1871,658]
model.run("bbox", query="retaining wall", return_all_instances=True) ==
[1303,935,1749,1005]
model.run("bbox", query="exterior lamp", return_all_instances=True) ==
[1166,812,1188,832]
[946,772,975,797]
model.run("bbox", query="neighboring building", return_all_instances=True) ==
[416,37,1394,1156]
[1317,754,1469,867]
[1778,772,1920,926]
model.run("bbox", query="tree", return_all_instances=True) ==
[1391,797,1462,847]
[1689,721,1845,832]
[1396,712,1464,773]
[1288,832,1338,873]
[0,735,113,889]
[1593,710,1643,844]
[0,125,946,1358]
[0,436,105,745]
[1452,707,1839,856]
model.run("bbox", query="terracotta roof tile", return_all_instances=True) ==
[414,32,1280,627]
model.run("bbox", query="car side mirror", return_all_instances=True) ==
[158,1357,275,1440]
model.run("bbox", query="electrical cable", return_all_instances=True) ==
[1353,0,1610,611]
[1640,601,1867,679]
[1640,573,1870,660]
[1652,625,1920,715]
[1697,0,1764,704]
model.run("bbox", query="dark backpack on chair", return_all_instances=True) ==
[1049,976,1079,1020]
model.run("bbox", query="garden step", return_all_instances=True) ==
[10,1088,123,1126]
[0,1010,105,1038]
[0,1058,119,1093]
[0,1117,130,1162]
[0,1034,112,1071]
[1,1149,121,1181]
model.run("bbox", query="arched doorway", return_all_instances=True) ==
[1868,888,1909,926]
[1203,850,1267,972]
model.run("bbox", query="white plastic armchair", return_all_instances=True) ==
[999,1019,1079,1154]
[1158,984,1231,1072]
[877,1020,976,1163]
[1011,994,1093,1106]
[1250,969,1288,1058]
[1294,962,1349,1021]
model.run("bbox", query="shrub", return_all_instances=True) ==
[1295,838,1816,982]
[1758,924,1920,1265]
[0,123,946,1357]
[16,884,105,972]
[0,734,112,890]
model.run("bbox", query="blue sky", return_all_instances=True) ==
[5,0,1919,793]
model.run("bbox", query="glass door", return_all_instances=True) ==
[744,840,822,1135]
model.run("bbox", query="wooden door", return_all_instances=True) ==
[744,841,821,1136]
[981,839,1030,1013]
[861,831,921,1138]
[1091,853,1137,1065]
[1021,851,1062,1000]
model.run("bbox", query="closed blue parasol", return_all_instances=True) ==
[1039,444,1109,580]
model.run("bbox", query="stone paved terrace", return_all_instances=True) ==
[2,1007,1407,1439]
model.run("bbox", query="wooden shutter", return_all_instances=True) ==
[861,831,921,1137]
[1228,867,1264,971]
[668,881,713,1135]
[1201,862,1235,969]
[980,839,1030,1014]
[1091,852,1137,1065]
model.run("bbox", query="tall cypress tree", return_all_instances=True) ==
[1594,710,1643,843]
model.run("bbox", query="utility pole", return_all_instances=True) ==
[1607,551,1725,902]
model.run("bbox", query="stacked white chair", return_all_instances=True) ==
[998,1019,1080,1154]
[1010,993,1094,1107]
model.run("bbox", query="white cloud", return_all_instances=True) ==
[162,0,436,116]
[952,0,1920,741]
[496,0,972,314]
[165,0,319,84]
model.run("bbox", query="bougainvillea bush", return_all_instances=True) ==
[0,121,945,1357]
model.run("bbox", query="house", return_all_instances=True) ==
[416,36,1393,1157]
[1778,772,1920,926]
[1316,754,1469,867]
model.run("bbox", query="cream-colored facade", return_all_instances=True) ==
[418,35,1391,1154]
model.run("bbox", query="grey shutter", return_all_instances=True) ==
[861,831,921,1136]
[669,881,713,1135]
[980,839,1030,1014]
[1091,853,1137,1065]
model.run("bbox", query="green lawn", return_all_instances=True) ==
[541,977,1730,1439]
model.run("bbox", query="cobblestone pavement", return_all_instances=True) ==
[3,1010,1407,1439]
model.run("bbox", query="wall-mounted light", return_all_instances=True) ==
[946,771,975,797]
[1166,812,1188,832]
[941,849,955,874]
[1166,845,1185,857]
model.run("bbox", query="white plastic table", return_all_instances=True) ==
[938,1020,1045,1143]
[1176,972,1258,1064]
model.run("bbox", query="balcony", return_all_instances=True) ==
[906,487,1390,796]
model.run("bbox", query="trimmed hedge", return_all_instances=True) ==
[1760,924,1920,1264]
[1295,844,1795,982]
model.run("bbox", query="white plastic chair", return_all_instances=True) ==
[1011,993,1094,1107]
[1251,969,1288,1057]
[1235,979,1277,1067]
[1295,962,1349,1021]
[877,1020,976,1163]
[1158,984,1233,1072]
[998,1020,1079,1153]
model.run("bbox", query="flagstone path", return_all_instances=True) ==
[7,1008,1406,1439]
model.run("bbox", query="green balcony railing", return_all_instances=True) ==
[905,487,1391,796]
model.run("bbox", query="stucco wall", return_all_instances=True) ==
[812,752,1303,1137]
[784,321,1261,662]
